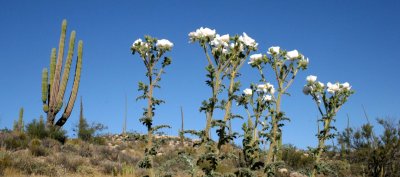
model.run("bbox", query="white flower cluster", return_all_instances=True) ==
[189,27,216,41]
[156,39,174,50]
[132,38,173,51]
[303,75,352,95]
[189,27,258,54]
[267,46,280,55]
[248,53,263,64]
[257,83,275,94]
[243,88,252,96]
[327,82,351,94]
[242,84,274,102]
[239,32,258,48]
[132,38,148,48]
[210,34,229,47]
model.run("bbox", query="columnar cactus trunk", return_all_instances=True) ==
[13,107,24,133]
[41,19,83,128]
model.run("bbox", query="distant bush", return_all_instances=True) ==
[13,152,57,176]
[29,138,47,156]
[0,132,28,150]
[26,117,47,139]
[281,144,313,172]
[25,118,68,143]
[0,150,12,175]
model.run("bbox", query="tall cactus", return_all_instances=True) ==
[41,19,83,128]
[13,107,24,133]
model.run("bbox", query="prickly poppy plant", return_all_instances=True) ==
[237,84,277,172]
[131,35,173,177]
[249,46,309,163]
[186,27,258,176]
[303,75,354,177]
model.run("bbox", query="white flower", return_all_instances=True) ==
[239,32,258,48]
[257,83,275,94]
[248,53,263,64]
[268,46,280,54]
[189,27,216,41]
[299,57,309,67]
[327,82,340,94]
[303,85,312,95]
[267,83,275,94]
[341,82,351,91]
[263,95,272,102]
[133,38,143,46]
[286,50,300,60]
[306,75,317,83]
[222,48,228,54]
[243,88,252,96]
[210,34,229,47]
[220,34,230,42]
[257,84,267,93]
[318,81,325,88]
[156,39,173,49]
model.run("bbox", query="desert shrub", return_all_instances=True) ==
[118,151,140,165]
[78,143,93,157]
[51,154,85,172]
[235,168,255,177]
[281,144,313,171]
[74,115,107,143]
[47,126,68,143]
[92,136,107,145]
[100,160,122,175]
[41,137,62,151]
[29,138,47,156]
[0,132,28,150]
[13,153,57,176]
[96,145,119,161]
[0,150,12,175]
[26,118,68,143]
[76,164,95,175]
[26,118,47,139]
[322,160,351,177]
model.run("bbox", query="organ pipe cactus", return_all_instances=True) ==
[41,19,83,128]
[13,107,24,133]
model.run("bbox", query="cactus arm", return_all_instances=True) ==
[55,40,82,127]
[49,19,67,115]
[56,31,76,111]
[42,68,49,113]
[49,48,56,90]
[18,107,24,132]
[42,68,48,103]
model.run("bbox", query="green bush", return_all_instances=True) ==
[26,118,68,143]
[0,132,28,150]
[13,153,57,176]
[26,118,47,139]
[29,138,47,156]
[281,144,313,171]
[0,151,12,175]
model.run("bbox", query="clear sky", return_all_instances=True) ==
[0,0,399,149]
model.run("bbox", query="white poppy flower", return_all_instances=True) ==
[306,75,317,83]
[268,46,280,54]
[239,32,258,48]
[286,50,300,60]
[243,88,253,96]
[156,39,174,49]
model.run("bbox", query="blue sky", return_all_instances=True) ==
[0,0,399,149]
